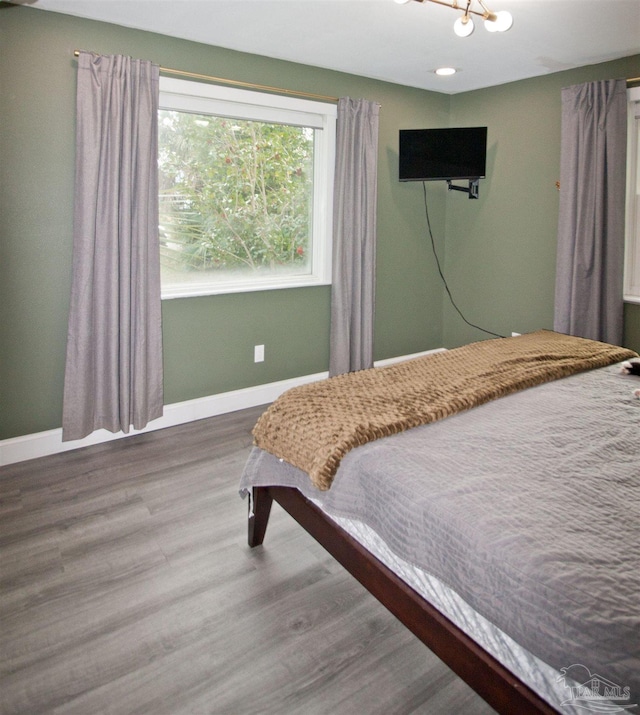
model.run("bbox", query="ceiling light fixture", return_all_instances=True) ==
[394,0,513,37]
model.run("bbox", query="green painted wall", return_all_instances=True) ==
[444,56,640,349]
[0,4,448,439]
[2,5,639,441]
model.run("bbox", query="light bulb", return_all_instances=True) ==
[435,67,457,76]
[484,10,513,32]
[454,15,475,37]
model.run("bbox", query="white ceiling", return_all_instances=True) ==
[19,0,640,94]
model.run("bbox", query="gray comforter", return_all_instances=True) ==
[239,363,640,701]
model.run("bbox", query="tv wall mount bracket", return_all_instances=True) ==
[447,179,480,199]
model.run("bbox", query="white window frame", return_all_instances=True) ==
[158,77,336,299]
[624,86,640,303]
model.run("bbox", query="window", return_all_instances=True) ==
[624,86,640,302]
[158,77,336,298]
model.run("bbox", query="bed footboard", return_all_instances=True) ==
[248,484,558,715]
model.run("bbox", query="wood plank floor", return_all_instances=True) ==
[0,407,496,715]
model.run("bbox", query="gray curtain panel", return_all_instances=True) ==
[329,97,380,376]
[62,52,163,441]
[554,79,628,345]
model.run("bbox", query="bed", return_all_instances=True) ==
[239,330,640,714]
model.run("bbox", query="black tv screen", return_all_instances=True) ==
[399,127,487,181]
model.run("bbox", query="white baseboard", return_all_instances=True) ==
[0,348,443,467]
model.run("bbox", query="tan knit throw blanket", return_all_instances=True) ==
[253,330,637,491]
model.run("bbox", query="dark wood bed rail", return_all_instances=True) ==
[249,485,559,715]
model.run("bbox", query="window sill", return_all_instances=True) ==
[161,274,331,299]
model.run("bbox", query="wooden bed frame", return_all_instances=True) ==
[248,485,559,715]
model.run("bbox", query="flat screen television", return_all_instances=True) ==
[399,127,487,182]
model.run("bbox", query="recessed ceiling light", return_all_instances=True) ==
[435,67,457,76]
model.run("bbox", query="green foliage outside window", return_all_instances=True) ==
[158,110,314,281]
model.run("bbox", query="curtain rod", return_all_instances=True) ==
[73,50,638,93]
[73,50,338,103]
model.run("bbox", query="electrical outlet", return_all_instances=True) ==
[254,344,265,363]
